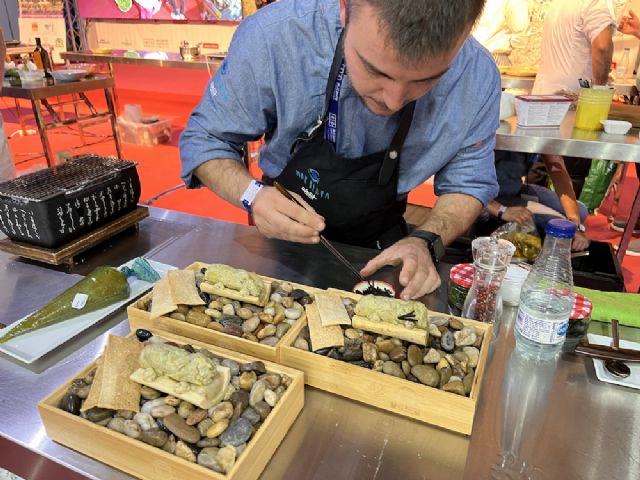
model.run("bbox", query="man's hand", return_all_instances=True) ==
[572,231,590,252]
[502,206,533,224]
[620,10,640,38]
[251,186,325,243]
[360,237,440,300]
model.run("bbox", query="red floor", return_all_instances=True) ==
[1,85,638,292]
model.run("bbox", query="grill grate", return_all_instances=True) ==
[0,155,136,202]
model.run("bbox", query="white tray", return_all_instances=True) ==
[0,259,174,364]
[588,333,640,390]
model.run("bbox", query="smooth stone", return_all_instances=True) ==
[449,317,464,330]
[211,401,234,422]
[107,417,126,433]
[162,434,177,454]
[133,412,156,431]
[430,316,449,327]
[197,437,220,448]
[378,352,390,362]
[197,418,214,437]
[223,324,244,337]
[407,345,423,367]
[241,407,261,425]
[123,419,142,439]
[463,371,475,395]
[236,442,248,457]
[442,380,466,396]
[391,338,403,347]
[135,329,153,342]
[206,419,230,438]
[164,395,181,407]
[259,336,279,347]
[222,304,236,316]
[284,308,302,320]
[440,331,455,352]
[362,342,378,363]
[117,409,135,420]
[217,445,237,474]
[237,307,253,320]
[401,360,411,377]
[220,315,243,328]
[382,361,406,379]
[373,359,384,372]
[344,328,360,340]
[243,333,258,342]
[257,324,276,339]
[293,337,309,351]
[230,390,249,410]
[170,312,186,321]
[140,429,169,448]
[454,327,477,347]
[375,339,395,354]
[389,346,407,362]
[239,371,257,391]
[163,413,200,444]
[175,440,197,463]
[439,367,453,388]
[342,345,363,362]
[240,361,267,374]
[221,359,240,376]
[281,296,294,308]
[428,324,442,338]
[75,385,91,400]
[275,322,291,338]
[411,365,440,387]
[198,447,221,471]
[423,348,441,364]
[264,389,279,407]
[140,385,161,400]
[178,401,195,419]
[186,408,208,426]
[207,322,224,332]
[436,358,450,371]
[242,316,260,333]
[59,393,81,415]
[249,379,266,407]
[141,397,167,414]
[253,401,271,421]
[150,405,176,418]
[463,347,480,368]
[85,407,115,423]
[186,310,210,327]
[220,418,253,447]
[262,373,282,389]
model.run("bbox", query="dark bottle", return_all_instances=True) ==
[33,37,53,78]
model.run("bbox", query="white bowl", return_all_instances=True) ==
[51,69,88,82]
[600,120,632,135]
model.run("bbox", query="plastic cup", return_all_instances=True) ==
[574,87,615,130]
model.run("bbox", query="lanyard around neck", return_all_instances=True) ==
[324,60,346,148]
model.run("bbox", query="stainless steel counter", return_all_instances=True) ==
[60,51,222,71]
[496,111,640,162]
[1,207,639,480]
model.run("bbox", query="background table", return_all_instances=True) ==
[0,207,638,480]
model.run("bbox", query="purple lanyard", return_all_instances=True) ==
[324,61,346,147]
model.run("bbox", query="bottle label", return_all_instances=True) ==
[516,308,568,345]
[72,293,88,310]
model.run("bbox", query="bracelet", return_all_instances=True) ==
[497,205,507,220]
[240,180,264,214]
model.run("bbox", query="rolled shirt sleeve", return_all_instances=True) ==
[179,16,276,188]
[583,0,617,42]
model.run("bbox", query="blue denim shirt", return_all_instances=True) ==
[180,0,500,205]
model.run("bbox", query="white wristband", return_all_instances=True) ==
[241,180,264,213]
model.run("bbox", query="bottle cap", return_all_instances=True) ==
[545,218,576,238]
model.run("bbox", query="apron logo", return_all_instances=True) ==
[295,169,330,201]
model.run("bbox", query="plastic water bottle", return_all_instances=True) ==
[515,219,576,360]
[617,48,631,81]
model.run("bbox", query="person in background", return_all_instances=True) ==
[181,0,501,299]
[0,28,17,181]
[168,0,186,20]
[612,8,640,256]
[473,0,529,56]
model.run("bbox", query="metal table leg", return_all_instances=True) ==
[616,177,640,264]
[104,87,122,159]
[108,61,120,114]
[30,98,56,167]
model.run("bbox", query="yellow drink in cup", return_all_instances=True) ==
[574,87,615,130]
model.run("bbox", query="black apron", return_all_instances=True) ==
[269,33,416,250]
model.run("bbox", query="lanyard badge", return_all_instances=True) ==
[324,61,346,148]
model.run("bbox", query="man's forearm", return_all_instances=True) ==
[416,193,483,245]
[193,159,255,209]
[592,26,614,85]
[543,154,581,224]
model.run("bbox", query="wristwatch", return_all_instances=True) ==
[240,180,264,214]
[497,205,507,220]
[408,230,445,264]
[577,223,586,233]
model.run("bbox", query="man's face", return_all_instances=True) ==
[342,3,470,116]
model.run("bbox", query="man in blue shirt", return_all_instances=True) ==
[181,0,500,300]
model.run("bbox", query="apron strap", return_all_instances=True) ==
[378,101,416,185]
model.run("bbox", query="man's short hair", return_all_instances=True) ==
[347,0,486,63]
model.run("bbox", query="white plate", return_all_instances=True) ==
[588,333,640,390]
[0,259,175,364]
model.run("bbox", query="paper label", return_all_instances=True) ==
[516,308,568,345]
[72,293,89,310]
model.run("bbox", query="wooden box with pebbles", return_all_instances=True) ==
[280,289,492,435]
[128,262,322,363]
[38,329,304,480]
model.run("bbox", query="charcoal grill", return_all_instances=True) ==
[0,155,141,248]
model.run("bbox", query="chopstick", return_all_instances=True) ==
[272,181,371,284]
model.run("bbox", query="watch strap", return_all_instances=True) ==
[497,205,507,220]
[408,230,444,264]
[241,180,264,214]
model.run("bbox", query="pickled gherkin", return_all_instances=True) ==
[0,266,130,344]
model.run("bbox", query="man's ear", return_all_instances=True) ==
[340,0,347,27]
